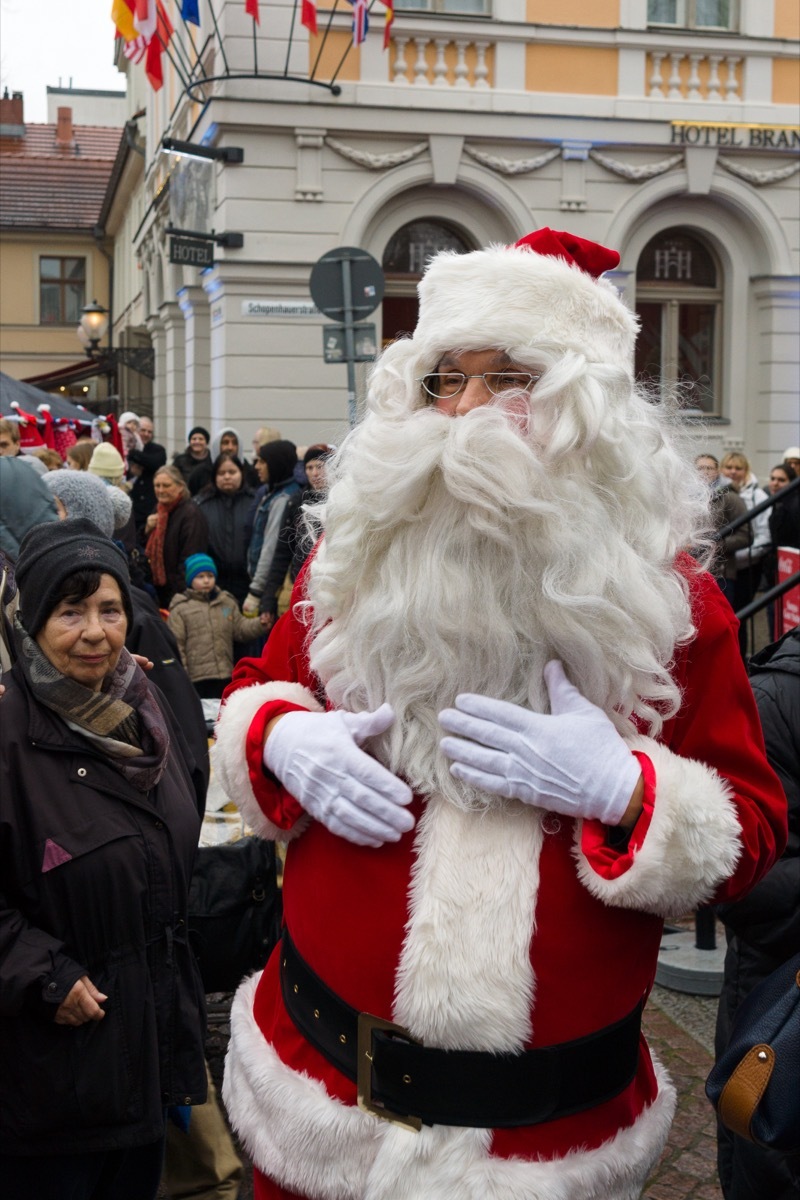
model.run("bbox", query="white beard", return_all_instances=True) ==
[305,396,700,810]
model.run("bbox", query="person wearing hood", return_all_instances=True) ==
[0,455,58,556]
[243,440,300,617]
[191,427,258,493]
[256,444,333,631]
[194,452,256,606]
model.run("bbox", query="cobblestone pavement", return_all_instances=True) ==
[187,985,724,1200]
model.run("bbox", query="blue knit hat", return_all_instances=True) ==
[185,553,217,585]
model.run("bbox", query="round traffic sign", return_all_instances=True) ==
[309,246,384,322]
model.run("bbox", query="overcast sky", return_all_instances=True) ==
[1,0,124,123]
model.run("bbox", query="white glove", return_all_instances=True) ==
[438,661,641,826]
[243,592,260,617]
[264,704,415,847]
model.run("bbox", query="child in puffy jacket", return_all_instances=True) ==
[168,553,262,697]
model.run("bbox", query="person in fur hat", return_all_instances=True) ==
[211,229,787,1200]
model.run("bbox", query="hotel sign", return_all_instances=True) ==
[671,121,800,149]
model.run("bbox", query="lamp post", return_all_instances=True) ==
[76,301,155,395]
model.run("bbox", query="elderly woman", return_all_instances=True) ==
[144,465,209,606]
[0,517,207,1199]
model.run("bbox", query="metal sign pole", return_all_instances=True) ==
[341,259,357,427]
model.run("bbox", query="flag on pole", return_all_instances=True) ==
[111,0,137,41]
[245,0,260,23]
[347,0,369,45]
[141,1,174,90]
[181,0,200,24]
[123,34,148,63]
[134,0,157,41]
[381,0,394,49]
[301,0,317,36]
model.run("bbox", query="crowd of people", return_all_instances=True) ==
[0,414,335,698]
[694,446,800,648]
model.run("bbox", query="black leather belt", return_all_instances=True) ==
[280,930,642,1132]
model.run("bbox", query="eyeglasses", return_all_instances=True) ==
[418,371,540,399]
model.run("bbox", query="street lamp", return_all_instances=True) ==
[78,300,110,351]
[76,300,155,380]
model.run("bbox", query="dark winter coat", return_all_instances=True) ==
[173,448,212,489]
[126,584,210,792]
[128,443,167,538]
[715,627,800,1198]
[194,485,255,605]
[156,497,209,606]
[0,665,208,1156]
[257,486,323,617]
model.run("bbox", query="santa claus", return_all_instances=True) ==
[212,230,786,1200]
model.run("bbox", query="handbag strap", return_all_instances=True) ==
[718,1044,775,1141]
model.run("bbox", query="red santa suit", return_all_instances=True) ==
[213,231,786,1200]
[214,559,785,1200]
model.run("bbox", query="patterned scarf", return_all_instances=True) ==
[145,495,183,586]
[15,615,170,792]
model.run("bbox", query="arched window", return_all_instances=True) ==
[381,219,472,344]
[635,228,723,413]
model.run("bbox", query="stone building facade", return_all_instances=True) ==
[106,0,799,475]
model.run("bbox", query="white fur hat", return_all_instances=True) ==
[412,228,638,373]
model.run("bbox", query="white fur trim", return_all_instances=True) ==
[574,736,742,918]
[395,796,542,1050]
[211,682,322,840]
[224,974,676,1200]
[414,244,638,372]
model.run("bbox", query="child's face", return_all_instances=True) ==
[191,571,216,593]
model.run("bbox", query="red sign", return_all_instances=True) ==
[777,546,800,634]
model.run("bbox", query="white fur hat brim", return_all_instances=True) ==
[413,243,638,372]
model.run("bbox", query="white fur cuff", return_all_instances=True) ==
[211,681,323,840]
[575,737,742,917]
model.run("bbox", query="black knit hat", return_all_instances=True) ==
[188,426,210,443]
[303,443,333,466]
[15,517,133,636]
[258,439,297,486]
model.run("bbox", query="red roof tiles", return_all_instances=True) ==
[0,123,122,231]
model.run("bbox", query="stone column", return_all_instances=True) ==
[160,301,187,456]
[145,313,169,451]
[750,276,800,460]
[178,285,211,433]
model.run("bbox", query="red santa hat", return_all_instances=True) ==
[412,227,637,372]
[9,401,45,449]
[37,404,56,450]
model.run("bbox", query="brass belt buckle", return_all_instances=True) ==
[357,1012,423,1132]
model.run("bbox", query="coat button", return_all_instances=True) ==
[183,1096,192,1105]
[47,981,58,993]
[77,768,87,778]
[154,820,164,829]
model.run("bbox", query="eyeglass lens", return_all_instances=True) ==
[421,372,535,398]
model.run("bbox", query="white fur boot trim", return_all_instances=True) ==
[574,735,742,917]
[211,682,322,839]
[395,796,543,1049]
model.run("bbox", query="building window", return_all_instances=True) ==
[40,256,86,325]
[635,229,722,414]
[647,0,736,30]
[382,219,472,343]
[396,0,490,15]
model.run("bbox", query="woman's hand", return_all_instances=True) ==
[54,975,108,1026]
[131,653,154,671]
[144,514,157,534]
